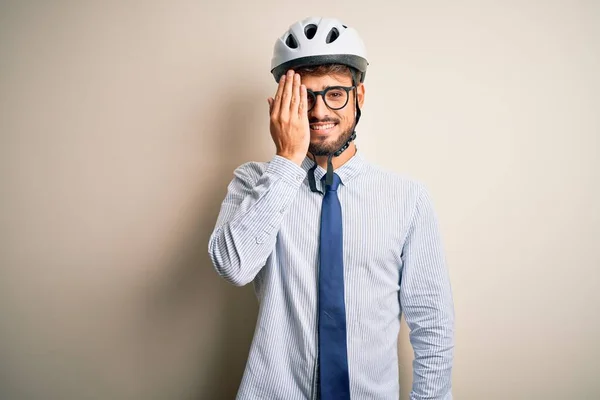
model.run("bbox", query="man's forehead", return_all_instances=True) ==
[301,73,353,90]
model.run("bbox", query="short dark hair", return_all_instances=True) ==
[295,64,361,85]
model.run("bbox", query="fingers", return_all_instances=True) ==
[271,74,286,117]
[280,70,294,118]
[298,84,307,117]
[290,72,300,113]
[271,69,305,120]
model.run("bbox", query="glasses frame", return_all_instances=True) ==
[306,85,356,112]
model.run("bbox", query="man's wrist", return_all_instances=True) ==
[276,152,305,166]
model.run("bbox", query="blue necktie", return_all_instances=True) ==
[319,173,350,399]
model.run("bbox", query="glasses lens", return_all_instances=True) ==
[324,87,348,110]
[307,91,316,110]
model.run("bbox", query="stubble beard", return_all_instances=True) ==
[308,123,355,156]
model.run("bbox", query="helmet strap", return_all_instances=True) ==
[307,153,322,194]
[323,85,361,187]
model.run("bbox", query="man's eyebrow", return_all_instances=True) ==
[307,85,346,92]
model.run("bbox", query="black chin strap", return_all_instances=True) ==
[308,160,321,193]
[324,129,357,186]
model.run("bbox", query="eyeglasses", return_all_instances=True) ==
[306,85,356,112]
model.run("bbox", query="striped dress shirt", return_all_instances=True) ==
[208,150,454,399]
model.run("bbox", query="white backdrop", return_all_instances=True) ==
[1,1,599,399]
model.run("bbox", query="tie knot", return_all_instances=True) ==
[322,173,341,191]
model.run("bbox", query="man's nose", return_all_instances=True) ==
[310,95,329,119]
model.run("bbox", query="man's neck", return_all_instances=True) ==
[310,143,357,170]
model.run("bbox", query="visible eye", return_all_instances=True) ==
[327,89,345,98]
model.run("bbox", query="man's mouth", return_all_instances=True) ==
[310,122,338,133]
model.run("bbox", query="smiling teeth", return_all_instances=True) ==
[311,123,335,130]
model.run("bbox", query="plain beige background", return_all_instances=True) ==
[1,1,599,399]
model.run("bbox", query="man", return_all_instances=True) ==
[208,17,454,400]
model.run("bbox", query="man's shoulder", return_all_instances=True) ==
[362,160,426,195]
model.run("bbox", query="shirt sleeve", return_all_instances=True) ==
[399,183,455,400]
[208,155,306,286]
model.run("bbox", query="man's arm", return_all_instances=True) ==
[209,70,310,286]
[399,183,455,400]
[208,156,305,286]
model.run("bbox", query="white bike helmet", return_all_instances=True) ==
[271,17,369,84]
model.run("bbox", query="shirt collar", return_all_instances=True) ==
[300,148,367,190]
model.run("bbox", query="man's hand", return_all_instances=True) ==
[267,69,310,166]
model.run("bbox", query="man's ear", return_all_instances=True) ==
[357,83,365,108]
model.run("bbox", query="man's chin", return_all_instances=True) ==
[309,138,348,156]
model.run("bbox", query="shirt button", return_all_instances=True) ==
[296,174,303,181]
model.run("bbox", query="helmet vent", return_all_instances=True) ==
[285,34,298,49]
[304,24,318,39]
[325,28,339,44]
